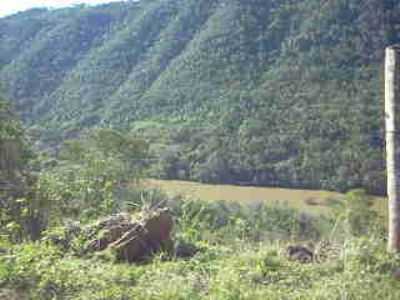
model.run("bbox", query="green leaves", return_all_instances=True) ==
[0,0,398,193]
[36,128,150,222]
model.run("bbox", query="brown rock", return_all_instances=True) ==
[110,209,174,262]
[85,213,134,252]
[85,209,174,263]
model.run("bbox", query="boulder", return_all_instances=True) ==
[86,209,174,263]
[85,213,134,252]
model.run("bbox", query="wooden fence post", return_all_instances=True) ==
[385,45,400,252]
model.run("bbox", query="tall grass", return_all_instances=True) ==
[1,189,399,299]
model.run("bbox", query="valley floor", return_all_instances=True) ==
[146,179,387,216]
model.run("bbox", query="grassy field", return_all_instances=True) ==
[146,179,387,216]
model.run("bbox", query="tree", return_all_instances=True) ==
[38,128,150,221]
[0,95,41,242]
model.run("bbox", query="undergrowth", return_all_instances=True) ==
[0,189,399,299]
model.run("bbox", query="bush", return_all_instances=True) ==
[169,197,327,244]
[1,204,399,300]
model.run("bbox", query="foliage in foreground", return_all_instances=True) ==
[1,234,400,299]
[0,126,150,242]
[37,128,149,223]
[1,189,398,300]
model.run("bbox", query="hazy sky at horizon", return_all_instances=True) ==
[0,0,127,17]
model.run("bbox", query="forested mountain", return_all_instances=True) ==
[1,0,400,194]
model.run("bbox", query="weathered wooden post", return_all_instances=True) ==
[385,45,400,252]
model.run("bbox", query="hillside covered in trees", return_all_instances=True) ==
[3,2,400,299]
[1,0,400,194]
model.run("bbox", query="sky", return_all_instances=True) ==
[0,0,127,17]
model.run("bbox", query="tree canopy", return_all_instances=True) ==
[0,0,399,194]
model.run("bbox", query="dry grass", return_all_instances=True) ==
[145,179,387,217]
[146,180,341,214]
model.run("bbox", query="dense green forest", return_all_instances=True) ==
[3,1,400,298]
[1,0,400,194]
